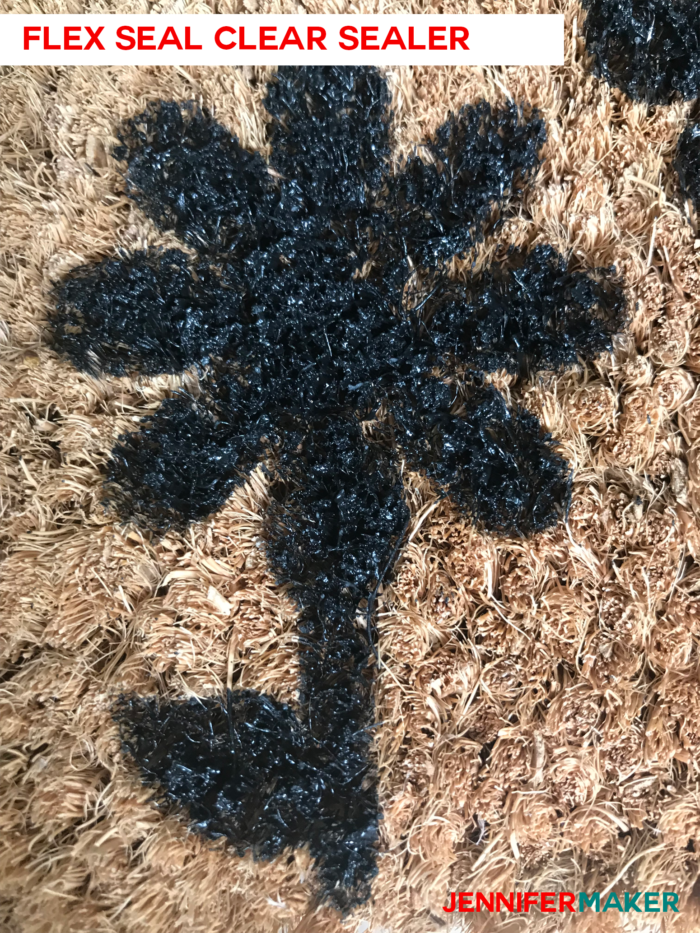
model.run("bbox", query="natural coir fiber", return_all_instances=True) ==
[2,3,700,932]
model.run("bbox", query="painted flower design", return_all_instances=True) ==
[50,66,625,911]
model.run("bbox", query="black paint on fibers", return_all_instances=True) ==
[117,691,311,860]
[266,419,409,619]
[50,67,627,911]
[675,122,700,209]
[582,0,700,104]
[426,246,627,376]
[118,421,407,910]
[52,250,245,375]
[264,66,391,225]
[391,377,571,537]
[384,102,546,276]
[267,420,407,903]
[114,100,277,254]
[105,374,268,530]
[234,237,419,421]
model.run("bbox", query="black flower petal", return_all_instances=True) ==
[115,100,277,254]
[51,250,245,375]
[392,376,571,536]
[382,101,546,279]
[107,376,266,530]
[582,0,700,104]
[264,66,391,225]
[426,245,626,375]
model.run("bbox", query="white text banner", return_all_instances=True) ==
[1,14,564,66]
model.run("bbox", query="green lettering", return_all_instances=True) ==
[645,893,659,912]
[603,893,623,913]
[579,893,600,912]
[663,893,679,913]
[624,892,641,912]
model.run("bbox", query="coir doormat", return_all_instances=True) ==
[2,2,700,932]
